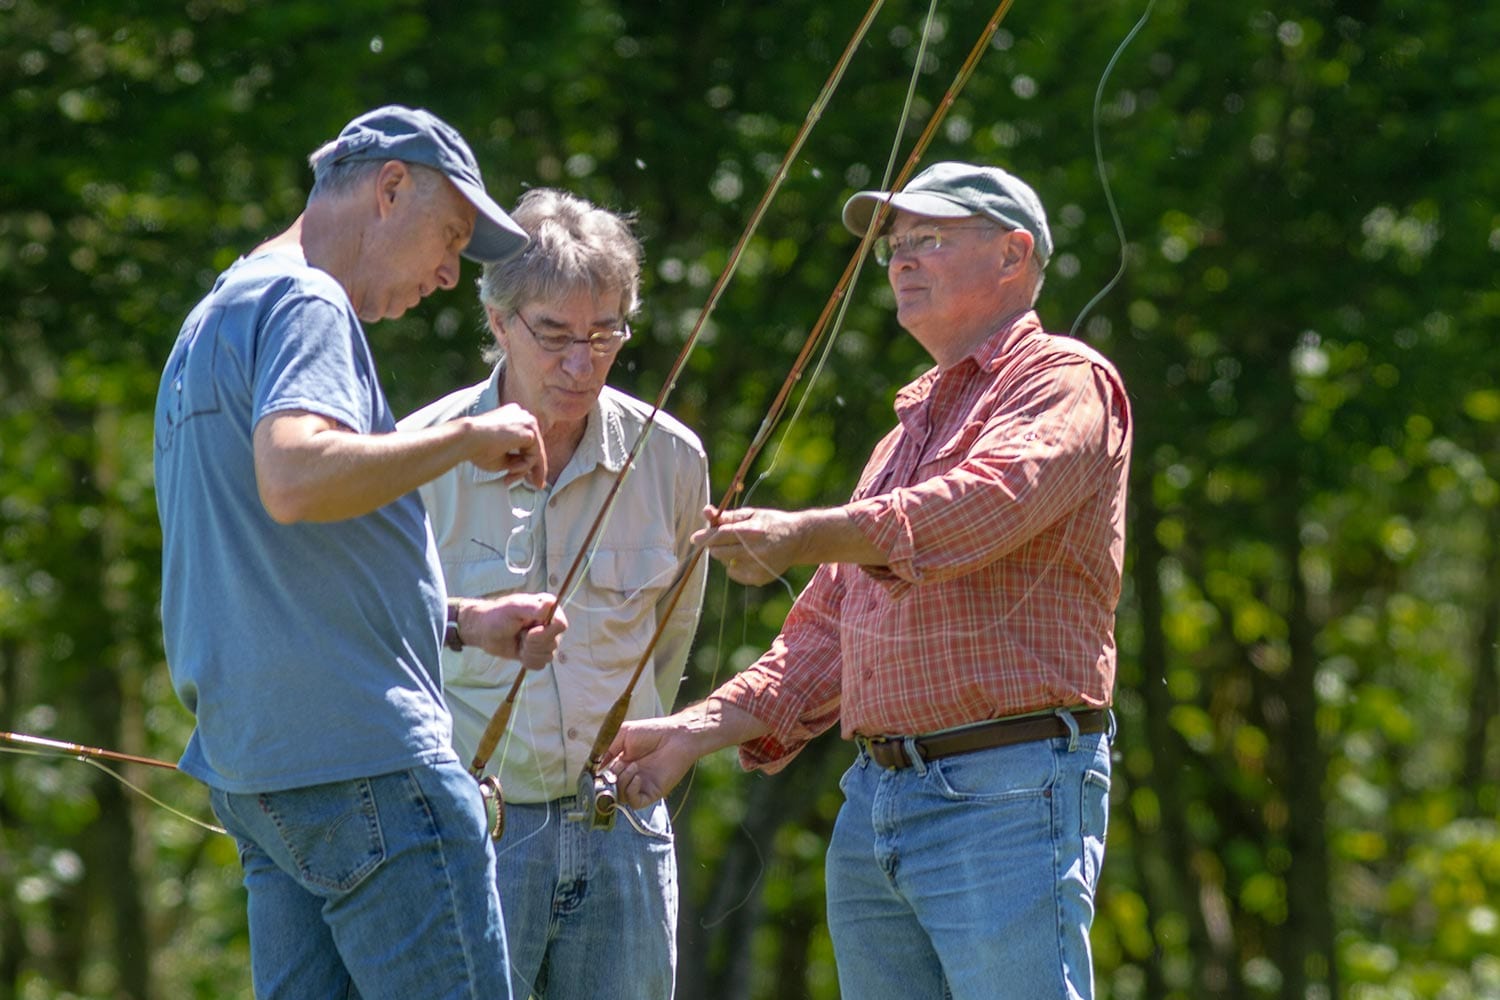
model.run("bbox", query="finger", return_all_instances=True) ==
[729,561,773,586]
[623,770,660,809]
[518,625,554,671]
[699,529,741,553]
[525,438,548,488]
[707,544,744,564]
[716,507,753,525]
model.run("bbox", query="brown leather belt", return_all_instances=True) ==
[859,709,1109,770]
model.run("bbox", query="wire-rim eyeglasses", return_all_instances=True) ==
[512,310,632,356]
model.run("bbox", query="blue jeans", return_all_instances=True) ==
[210,760,512,1000]
[826,718,1113,1000]
[493,795,677,1000]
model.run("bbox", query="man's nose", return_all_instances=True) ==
[560,340,596,373]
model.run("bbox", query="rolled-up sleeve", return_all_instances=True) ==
[715,563,847,773]
[846,357,1120,595]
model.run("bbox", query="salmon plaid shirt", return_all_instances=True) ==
[719,311,1132,773]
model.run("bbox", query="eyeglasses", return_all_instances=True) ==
[872,223,995,266]
[503,484,541,574]
[513,310,632,356]
[471,483,543,575]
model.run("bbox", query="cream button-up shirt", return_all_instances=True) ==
[400,366,709,802]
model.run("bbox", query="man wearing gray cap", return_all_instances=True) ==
[608,161,1132,999]
[153,105,568,999]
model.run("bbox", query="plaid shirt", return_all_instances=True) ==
[720,311,1132,773]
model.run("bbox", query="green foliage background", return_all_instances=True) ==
[2,1,1498,998]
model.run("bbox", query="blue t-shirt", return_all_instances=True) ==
[153,250,456,793]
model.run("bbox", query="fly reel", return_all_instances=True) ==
[478,774,505,841]
[564,767,618,831]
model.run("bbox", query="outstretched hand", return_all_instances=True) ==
[606,719,703,809]
[690,505,804,585]
[606,699,771,809]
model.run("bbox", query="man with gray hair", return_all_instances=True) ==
[609,161,1132,999]
[153,105,568,999]
[402,187,708,1000]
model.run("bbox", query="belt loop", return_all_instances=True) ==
[1056,708,1080,752]
[901,736,927,775]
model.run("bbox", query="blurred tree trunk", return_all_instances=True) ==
[69,405,153,1000]
[677,733,844,999]
[1274,444,1337,999]
[1459,502,1500,816]
[1,640,21,1000]
[677,773,778,1000]
[1130,488,1241,998]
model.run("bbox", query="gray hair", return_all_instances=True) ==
[1029,252,1047,304]
[306,140,445,203]
[478,188,642,320]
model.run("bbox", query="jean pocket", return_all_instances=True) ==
[259,779,387,894]
[929,741,1056,801]
[624,798,674,844]
[1080,768,1111,890]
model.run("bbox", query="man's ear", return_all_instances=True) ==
[1000,229,1034,272]
[374,160,409,216]
[486,306,508,343]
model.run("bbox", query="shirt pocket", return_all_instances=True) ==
[917,416,988,480]
[442,545,530,600]
[583,541,681,657]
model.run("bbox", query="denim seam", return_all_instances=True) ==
[404,769,483,1000]
[259,780,385,894]
[1051,743,1072,999]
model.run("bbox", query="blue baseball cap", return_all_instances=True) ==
[316,105,529,263]
[842,160,1052,266]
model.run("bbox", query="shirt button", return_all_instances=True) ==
[567,727,578,739]
[557,653,567,664]
[549,574,559,585]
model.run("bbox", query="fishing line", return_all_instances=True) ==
[1069,0,1158,339]
[747,0,943,513]
[0,745,226,836]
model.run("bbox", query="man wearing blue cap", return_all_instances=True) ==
[153,105,569,999]
[610,161,1133,999]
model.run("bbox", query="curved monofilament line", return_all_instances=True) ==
[1069,0,1159,339]
[723,0,1019,511]
[467,0,893,779]
[0,735,227,835]
[581,0,1025,779]
[748,0,944,508]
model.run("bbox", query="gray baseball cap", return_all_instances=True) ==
[842,160,1053,266]
[316,105,529,264]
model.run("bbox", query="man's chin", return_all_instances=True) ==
[360,302,410,323]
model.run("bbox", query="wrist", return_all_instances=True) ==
[445,599,465,651]
[686,696,768,752]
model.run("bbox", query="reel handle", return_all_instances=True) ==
[563,768,618,831]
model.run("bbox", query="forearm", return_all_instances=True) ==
[790,506,887,567]
[668,695,771,757]
[255,414,481,523]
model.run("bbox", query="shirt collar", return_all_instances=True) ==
[894,309,1041,413]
